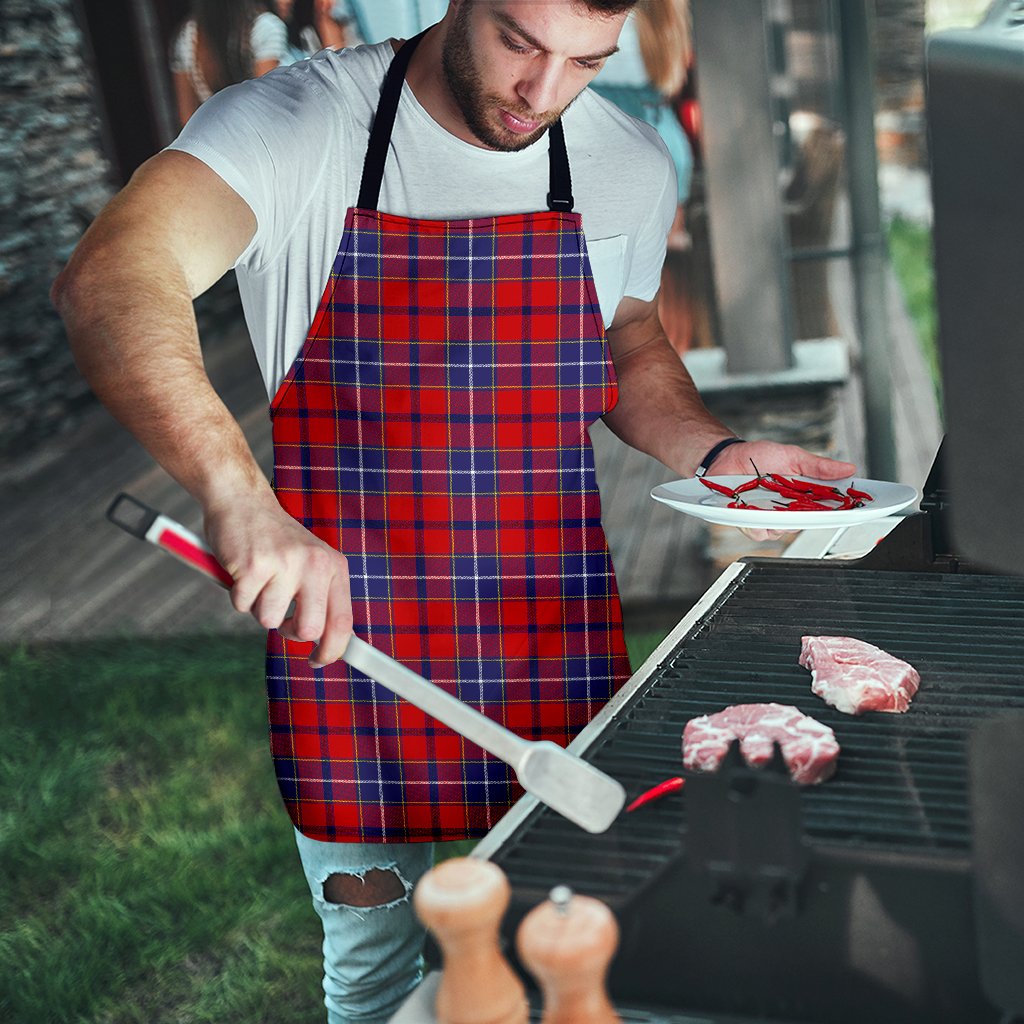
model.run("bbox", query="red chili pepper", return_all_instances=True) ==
[734,478,762,494]
[699,477,738,498]
[761,479,823,501]
[846,486,873,502]
[626,776,685,812]
[797,478,844,498]
[768,473,813,493]
[781,497,835,511]
[758,477,799,496]
[772,473,848,499]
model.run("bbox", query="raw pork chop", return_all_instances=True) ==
[682,703,839,785]
[799,636,920,716]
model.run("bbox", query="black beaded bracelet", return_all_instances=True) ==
[695,437,745,478]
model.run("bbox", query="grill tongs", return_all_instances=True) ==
[107,493,626,835]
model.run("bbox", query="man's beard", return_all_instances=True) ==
[441,3,560,151]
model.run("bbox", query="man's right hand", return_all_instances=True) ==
[204,495,353,667]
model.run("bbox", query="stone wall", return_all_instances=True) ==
[0,0,116,462]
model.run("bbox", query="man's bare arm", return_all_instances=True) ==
[602,295,733,477]
[603,294,856,480]
[51,150,352,663]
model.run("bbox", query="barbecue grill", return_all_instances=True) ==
[393,7,1024,1021]
[468,453,1023,1023]
[389,443,1017,1024]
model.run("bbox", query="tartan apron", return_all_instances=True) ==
[267,32,631,842]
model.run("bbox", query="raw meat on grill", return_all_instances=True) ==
[682,703,840,785]
[799,635,920,716]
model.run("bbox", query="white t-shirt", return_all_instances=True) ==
[168,40,676,399]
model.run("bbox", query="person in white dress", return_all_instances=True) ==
[171,0,289,126]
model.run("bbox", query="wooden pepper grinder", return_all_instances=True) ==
[413,857,528,1024]
[516,885,621,1024]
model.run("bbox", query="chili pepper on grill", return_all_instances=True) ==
[625,776,685,813]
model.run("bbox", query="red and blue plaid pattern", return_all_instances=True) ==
[267,207,631,842]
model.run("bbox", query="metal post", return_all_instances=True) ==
[691,0,795,374]
[837,0,898,480]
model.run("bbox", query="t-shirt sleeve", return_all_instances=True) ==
[165,65,340,272]
[623,134,678,302]
[251,12,289,63]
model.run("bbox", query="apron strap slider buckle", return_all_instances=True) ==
[546,191,575,213]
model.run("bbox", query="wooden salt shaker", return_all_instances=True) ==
[413,857,528,1024]
[516,885,621,1024]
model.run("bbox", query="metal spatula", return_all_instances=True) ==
[107,493,626,834]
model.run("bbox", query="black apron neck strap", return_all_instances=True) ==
[357,30,575,214]
[357,29,428,211]
[546,119,574,213]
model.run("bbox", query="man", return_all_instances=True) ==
[52,2,854,1020]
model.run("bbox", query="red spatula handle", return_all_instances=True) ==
[106,493,234,589]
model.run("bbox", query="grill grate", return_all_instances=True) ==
[492,563,1024,905]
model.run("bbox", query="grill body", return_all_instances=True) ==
[478,558,1024,1023]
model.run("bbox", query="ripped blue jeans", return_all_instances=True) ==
[294,829,436,1024]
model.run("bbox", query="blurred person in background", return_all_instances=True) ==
[276,0,350,62]
[592,0,695,348]
[592,0,693,211]
[334,0,449,45]
[171,0,289,126]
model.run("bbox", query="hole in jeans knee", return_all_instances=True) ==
[323,868,407,908]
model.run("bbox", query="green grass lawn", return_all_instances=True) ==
[0,631,666,1023]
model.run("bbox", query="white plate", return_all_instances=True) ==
[650,476,920,530]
